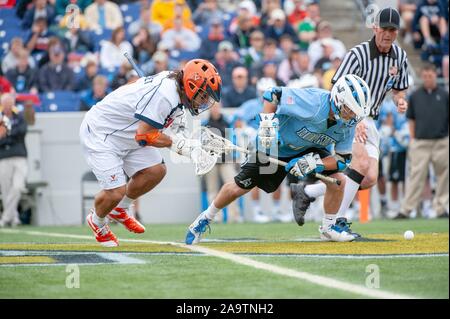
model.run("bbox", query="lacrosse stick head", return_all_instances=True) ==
[190,147,218,175]
[191,126,234,157]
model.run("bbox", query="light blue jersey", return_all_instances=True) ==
[273,88,356,158]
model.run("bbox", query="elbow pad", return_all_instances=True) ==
[135,130,162,146]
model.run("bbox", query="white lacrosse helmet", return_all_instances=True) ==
[330,74,371,126]
[256,77,277,94]
[287,74,319,89]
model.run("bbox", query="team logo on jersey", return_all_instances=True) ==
[389,66,398,77]
[296,127,337,147]
[239,178,252,188]
[286,96,294,105]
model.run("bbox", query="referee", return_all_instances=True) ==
[293,7,410,219]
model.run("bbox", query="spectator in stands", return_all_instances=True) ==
[61,25,95,53]
[277,48,311,83]
[21,0,56,30]
[161,0,196,31]
[5,49,38,94]
[25,17,57,61]
[159,15,201,52]
[307,20,346,69]
[443,31,449,81]
[203,102,240,223]
[321,53,342,90]
[297,1,321,50]
[242,30,266,68]
[228,0,259,34]
[279,33,295,58]
[100,26,133,69]
[258,60,285,86]
[192,0,224,26]
[0,76,14,94]
[221,66,256,108]
[79,75,109,111]
[84,0,123,31]
[396,64,449,219]
[412,0,448,47]
[127,4,162,40]
[0,93,28,228]
[198,17,226,61]
[132,27,157,64]
[142,50,172,76]
[399,0,419,45]
[37,40,75,92]
[55,0,93,17]
[212,40,242,88]
[2,38,36,74]
[249,38,284,79]
[110,61,132,90]
[313,38,334,73]
[259,0,282,29]
[150,0,192,28]
[288,0,308,29]
[231,14,257,51]
[58,4,90,30]
[263,8,298,45]
[75,59,98,92]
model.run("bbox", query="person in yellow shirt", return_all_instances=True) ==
[151,0,192,29]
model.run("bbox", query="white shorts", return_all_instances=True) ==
[353,117,380,160]
[79,120,163,190]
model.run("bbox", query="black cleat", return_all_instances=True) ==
[290,182,315,226]
[438,211,449,218]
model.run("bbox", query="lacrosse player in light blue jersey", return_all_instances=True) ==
[186,74,371,244]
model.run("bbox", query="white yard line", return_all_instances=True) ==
[1,228,418,299]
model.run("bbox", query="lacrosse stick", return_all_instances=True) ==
[193,126,341,185]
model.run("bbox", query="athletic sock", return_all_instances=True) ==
[322,213,337,229]
[337,168,365,215]
[204,202,220,220]
[116,195,134,209]
[92,211,106,227]
[304,182,326,198]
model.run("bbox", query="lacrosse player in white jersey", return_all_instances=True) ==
[79,59,222,247]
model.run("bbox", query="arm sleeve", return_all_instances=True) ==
[134,93,173,129]
[331,51,361,84]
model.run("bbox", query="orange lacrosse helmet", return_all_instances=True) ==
[181,59,222,115]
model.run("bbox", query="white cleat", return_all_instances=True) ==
[319,225,358,242]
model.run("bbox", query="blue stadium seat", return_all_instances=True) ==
[0,27,29,56]
[39,91,81,112]
[120,2,141,31]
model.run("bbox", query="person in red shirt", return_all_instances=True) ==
[0,76,14,95]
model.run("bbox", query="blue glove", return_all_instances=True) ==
[262,87,282,104]
[285,153,324,179]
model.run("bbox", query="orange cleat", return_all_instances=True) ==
[86,211,119,247]
[108,207,146,234]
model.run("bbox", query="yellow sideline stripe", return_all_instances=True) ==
[203,233,449,255]
[0,256,56,264]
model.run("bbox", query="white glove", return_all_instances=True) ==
[257,113,279,149]
[286,153,324,178]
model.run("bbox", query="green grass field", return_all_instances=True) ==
[0,218,448,299]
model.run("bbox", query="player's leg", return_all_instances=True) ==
[185,152,287,244]
[398,140,431,218]
[109,147,167,233]
[220,163,242,223]
[430,137,449,217]
[205,165,222,222]
[319,173,359,242]
[0,158,25,226]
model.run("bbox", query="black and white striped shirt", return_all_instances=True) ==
[332,37,409,119]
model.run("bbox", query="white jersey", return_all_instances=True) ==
[83,71,183,149]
